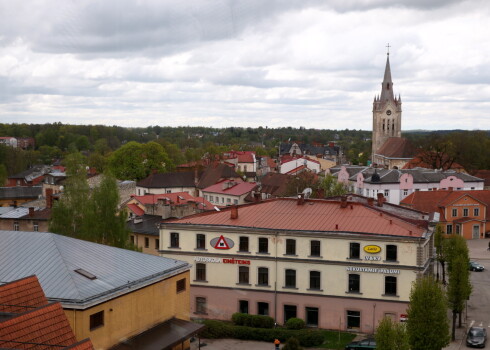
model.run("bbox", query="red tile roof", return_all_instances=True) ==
[64,339,95,350]
[164,198,426,237]
[376,137,415,158]
[202,180,257,196]
[0,275,48,314]
[131,192,213,210]
[0,302,79,348]
[127,203,145,216]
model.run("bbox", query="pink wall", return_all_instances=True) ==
[399,173,413,190]
[440,176,464,189]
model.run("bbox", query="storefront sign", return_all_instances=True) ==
[346,266,400,274]
[400,314,408,322]
[194,256,250,265]
[364,245,381,254]
[210,235,235,250]
[365,256,381,261]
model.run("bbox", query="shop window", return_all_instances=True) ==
[239,300,249,314]
[346,310,361,329]
[306,307,319,327]
[285,269,296,288]
[258,267,269,286]
[170,232,179,248]
[349,242,360,259]
[285,239,296,255]
[239,236,249,252]
[348,274,360,293]
[309,271,321,290]
[196,234,206,249]
[284,305,297,323]
[310,240,321,257]
[257,302,269,316]
[176,278,186,293]
[89,311,104,330]
[144,237,149,248]
[238,266,249,284]
[386,245,397,262]
[196,263,206,281]
[385,276,397,296]
[196,297,207,314]
[258,237,268,253]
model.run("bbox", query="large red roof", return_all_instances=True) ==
[131,192,213,210]
[203,180,257,196]
[165,198,425,237]
[0,275,48,314]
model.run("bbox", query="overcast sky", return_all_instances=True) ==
[1,0,489,131]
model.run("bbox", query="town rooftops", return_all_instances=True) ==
[137,171,196,189]
[202,180,257,196]
[197,163,241,189]
[127,214,162,236]
[163,198,427,238]
[0,275,48,314]
[0,230,190,309]
[0,186,42,200]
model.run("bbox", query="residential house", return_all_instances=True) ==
[258,173,291,199]
[280,156,321,175]
[0,230,203,349]
[196,163,242,196]
[280,142,341,163]
[0,186,42,207]
[223,151,257,180]
[0,137,18,148]
[202,180,257,206]
[400,190,490,239]
[7,165,51,187]
[136,171,198,196]
[0,206,51,232]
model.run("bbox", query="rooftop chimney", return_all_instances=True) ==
[367,197,374,206]
[46,188,53,209]
[230,205,238,219]
[297,193,305,205]
[29,207,34,217]
[254,192,261,203]
[377,193,384,207]
[340,195,348,208]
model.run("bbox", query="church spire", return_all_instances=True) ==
[380,53,395,102]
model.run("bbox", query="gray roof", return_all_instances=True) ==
[0,230,190,309]
[127,215,161,236]
[0,207,38,219]
[0,186,42,200]
[0,207,15,215]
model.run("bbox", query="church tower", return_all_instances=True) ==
[372,50,402,162]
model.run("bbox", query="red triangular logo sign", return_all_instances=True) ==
[214,235,230,249]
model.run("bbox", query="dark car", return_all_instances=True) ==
[466,326,487,348]
[469,261,485,272]
[345,338,376,350]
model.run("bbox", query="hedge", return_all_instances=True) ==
[285,317,305,330]
[231,313,275,328]
[200,320,324,347]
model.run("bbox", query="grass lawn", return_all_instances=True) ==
[315,330,357,349]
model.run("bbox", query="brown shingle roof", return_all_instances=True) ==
[472,170,490,187]
[137,171,196,188]
[0,275,48,314]
[260,173,290,197]
[197,163,241,189]
[376,137,415,158]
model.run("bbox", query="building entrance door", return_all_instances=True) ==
[473,225,480,239]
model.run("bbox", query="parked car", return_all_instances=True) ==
[466,326,487,348]
[345,338,376,350]
[469,261,485,272]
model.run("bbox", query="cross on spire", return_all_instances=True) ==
[386,43,391,55]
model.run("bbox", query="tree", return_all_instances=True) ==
[406,275,450,350]
[447,254,472,340]
[434,224,447,284]
[319,173,348,198]
[283,171,319,197]
[375,316,409,350]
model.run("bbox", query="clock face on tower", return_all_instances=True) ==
[386,110,392,116]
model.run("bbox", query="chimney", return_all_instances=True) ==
[367,197,374,206]
[297,193,305,205]
[46,188,53,209]
[254,192,261,203]
[340,195,348,208]
[194,168,199,186]
[377,193,384,207]
[230,205,238,219]
[29,207,34,217]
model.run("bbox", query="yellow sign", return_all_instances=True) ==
[364,245,381,254]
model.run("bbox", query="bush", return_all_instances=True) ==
[296,331,325,347]
[200,320,234,338]
[285,318,305,330]
[231,313,274,329]
[283,337,303,350]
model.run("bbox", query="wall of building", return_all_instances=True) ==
[64,271,191,349]
[135,186,196,196]
[131,232,160,255]
[442,196,487,239]
[0,218,49,232]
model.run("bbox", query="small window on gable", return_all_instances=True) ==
[90,311,104,330]
[176,278,186,293]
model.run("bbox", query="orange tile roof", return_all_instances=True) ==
[0,275,48,314]
[0,302,79,348]
[164,198,425,238]
[64,339,95,350]
[127,203,145,216]
[376,137,415,158]
[132,192,213,210]
[202,180,257,196]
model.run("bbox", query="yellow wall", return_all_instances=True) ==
[64,271,190,350]
[132,232,160,256]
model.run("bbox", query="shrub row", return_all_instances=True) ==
[200,320,324,347]
[285,317,305,330]
[231,313,275,328]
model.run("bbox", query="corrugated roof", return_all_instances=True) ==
[0,186,42,200]
[0,231,190,308]
[164,198,425,238]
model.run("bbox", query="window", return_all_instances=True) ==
[89,311,104,330]
[384,189,389,197]
[258,267,269,286]
[455,224,460,235]
[238,266,249,284]
[309,271,321,290]
[209,196,213,202]
[166,190,171,193]
[196,234,206,249]
[284,305,297,323]
[155,239,159,249]
[227,198,231,204]
[285,239,296,255]
[221,197,224,204]
[33,222,39,232]
[239,236,249,252]
[257,302,269,316]
[452,208,457,217]
[258,237,268,253]
[204,195,208,200]
[385,276,397,296]
[386,245,397,262]
[474,208,480,216]
[285,269,296,288]
[239,300,249,314]
[310,240,321,257]
[234,199,238,205]
[348,274,360,293]
[13,221,19,231]
[130,235,135,244]
[170,232,179,248]
[445,224,453,234]
[305,307,319,327]
[403,189,408,196]
[346,310,361,329]
[176,278,186,293]
[196,297,207,314]
[196,263,206,281]
[463,208,469,217]
[349,242,360,259]
[144,237,149,248]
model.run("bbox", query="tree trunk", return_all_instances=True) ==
[441,261,446,285]
[452,310,457,341]
[458,310,463,328]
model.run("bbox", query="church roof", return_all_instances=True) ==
[375,137,415,159]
